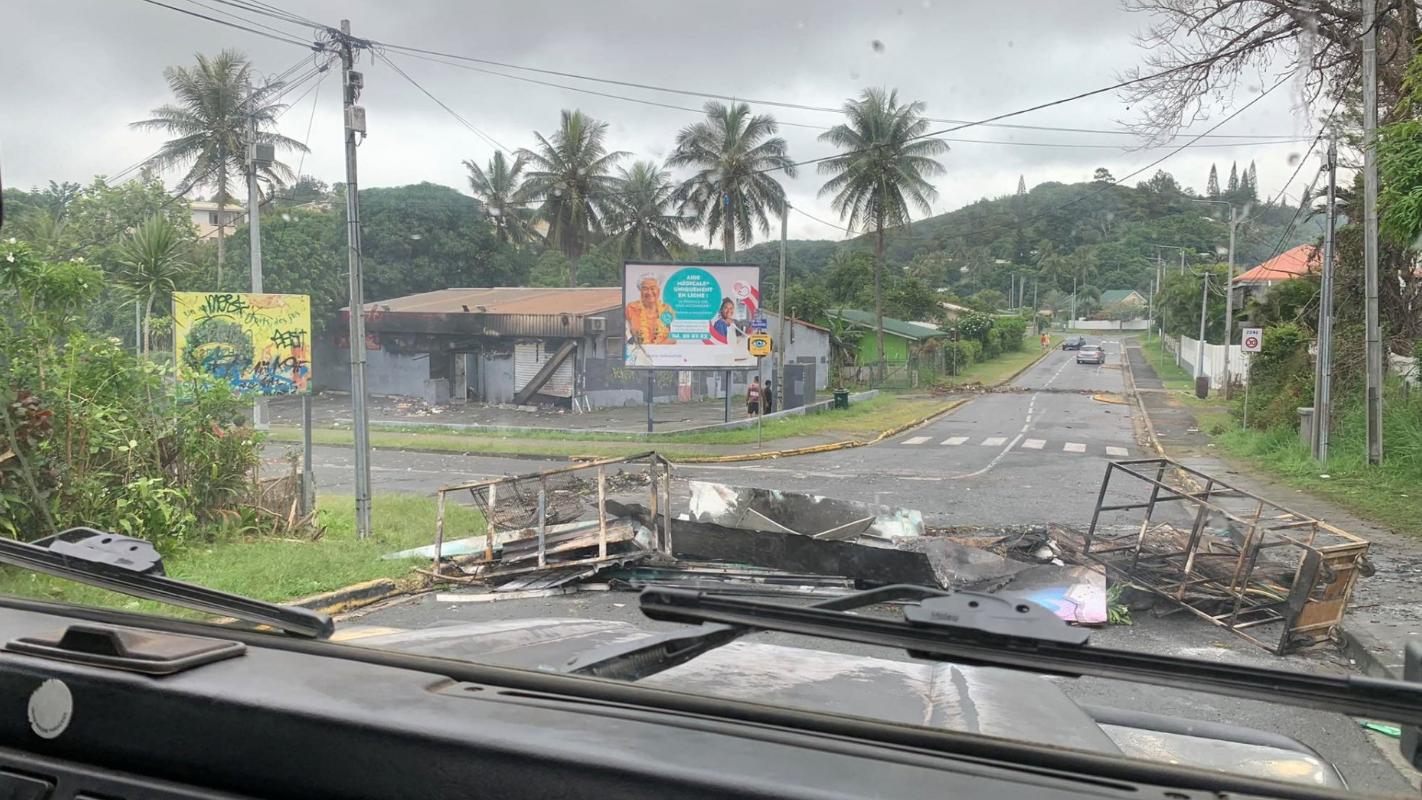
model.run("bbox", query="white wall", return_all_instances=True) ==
[1071,320,1149,331]
[1174,334,1249,387]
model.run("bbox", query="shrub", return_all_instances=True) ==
[996,317,1028,351]
[1240,322,1314,431]
[964,340,984,362]
[958,312,994,345]
[940,341,976,375]
[983,339,1003,360]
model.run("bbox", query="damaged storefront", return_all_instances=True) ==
[317,288,830,410]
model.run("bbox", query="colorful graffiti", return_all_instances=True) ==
[173,292,312,396]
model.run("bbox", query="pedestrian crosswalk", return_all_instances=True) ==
[898,434,1132,457]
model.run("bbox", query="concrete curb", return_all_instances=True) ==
[669,398,972,464]
[286,578,408,616]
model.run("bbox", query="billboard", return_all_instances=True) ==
[173,292,312,396]
[623,262,760,369]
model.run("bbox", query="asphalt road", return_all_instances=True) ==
[306,341,1143,528]
[310,340,1414,793]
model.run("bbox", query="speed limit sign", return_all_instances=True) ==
[1242,327,1263,353]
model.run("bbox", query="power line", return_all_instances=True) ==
[373,51,511,154]
[390,47,1300,152]
[374,35,1304,142]
[129,0,318,49]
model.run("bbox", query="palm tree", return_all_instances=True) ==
[604,161,686,261]
[115,216,193,356]
[667,101,796,257]
[518,110,627,286]
[824,311,867,387]
[818,88,948,380]
[463,151,536,246]
[131,49,308,281]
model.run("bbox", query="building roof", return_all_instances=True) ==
[827,309,947,340]
[190,201,244,212]
[1235,245,1320,284]
[1099,289,1145,305]
[360,287,622,316]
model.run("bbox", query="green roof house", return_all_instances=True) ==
[823,309,947,366]
[1099,289,1147,306]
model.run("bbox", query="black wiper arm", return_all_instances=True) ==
[566,585,953,680]
[0,528,333,639]
[638,585,1422,728]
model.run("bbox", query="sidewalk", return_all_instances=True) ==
[1126,339,1422,679]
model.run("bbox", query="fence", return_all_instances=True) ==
[1175,333,1249,387]
[1070,319,1150,331]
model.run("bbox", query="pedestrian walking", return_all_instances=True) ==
[1040,333,1049,350]
[746,377,762,417]
[764,380,774,413]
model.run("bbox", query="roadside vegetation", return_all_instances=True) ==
[0,495,472,614]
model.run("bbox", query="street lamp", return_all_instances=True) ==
[1191,199,1240,396]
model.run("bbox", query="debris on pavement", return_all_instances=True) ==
[1077,458,1372,654]
[688,480,922,540]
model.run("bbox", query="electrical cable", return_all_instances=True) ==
[372,51,511,154]
[129,0,317,49]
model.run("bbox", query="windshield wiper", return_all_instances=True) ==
[0,528,333,639]
[625,585,1422,732]
[565,584,956,680]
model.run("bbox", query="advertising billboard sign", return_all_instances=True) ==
[623,262,760,369]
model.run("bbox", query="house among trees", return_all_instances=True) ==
[1234,244,1320,302]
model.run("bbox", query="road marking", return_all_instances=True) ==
[941,436,968,446]
[982,437,1007,447]
[1106,446,1130,457]
[1022,439,1046,449]
[953,434,1025,478]
[1064,442,1086,453]
[903,436,932,445]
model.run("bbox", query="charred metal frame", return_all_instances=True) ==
[1083,458,1369,655]
[431,452,674,577]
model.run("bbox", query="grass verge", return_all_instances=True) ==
[0,495,471,616]
[940,335,1061,388]
[272,395,956,456]
[1136,332,1226,408]
[1197,391,1422,536]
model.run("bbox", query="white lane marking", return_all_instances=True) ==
[941,436,968,446]
[1064,442,1087,453]
[903,435,932,445]
[981,437,1007,447]
[1106,446,1130,457]
[1022,439,1046,450]
[954,434,1025,478]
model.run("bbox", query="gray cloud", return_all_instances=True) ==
[1,0,1320,242]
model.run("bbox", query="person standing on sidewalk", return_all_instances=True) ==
[746,377,762,417]
[764,379,774,413]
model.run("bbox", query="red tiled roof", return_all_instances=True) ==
[1235,245,1320,283]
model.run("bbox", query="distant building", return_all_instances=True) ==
[1098,289,1147,307]
[1234,245,1320,302]
[190,201,245,239]
[319,286,829,409]
[822,308,948,374]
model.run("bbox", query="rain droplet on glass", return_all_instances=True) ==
[850,69,861,80]
[872,39,885,54]
[1287,152,1302,166]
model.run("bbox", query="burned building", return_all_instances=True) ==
[317,287,830,409]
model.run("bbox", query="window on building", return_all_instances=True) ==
[209,212,219,225]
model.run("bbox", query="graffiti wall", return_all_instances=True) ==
[173,292,312,396]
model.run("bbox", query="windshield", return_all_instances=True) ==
[3,0,1420,796]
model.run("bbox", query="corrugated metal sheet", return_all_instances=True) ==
[514,342,574,398]
[358,287,621,316]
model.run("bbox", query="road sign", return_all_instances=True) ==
[1242,327,1263,353]
[748,333,772,357]
[751,317,768,331]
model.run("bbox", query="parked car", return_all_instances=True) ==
[1076,345,1105,364]
[1061,336,1086,350]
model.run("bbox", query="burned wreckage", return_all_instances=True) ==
[401,453,1371,654]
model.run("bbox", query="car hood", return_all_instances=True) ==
[337,617,1341,788]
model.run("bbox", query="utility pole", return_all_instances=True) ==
[1314,138,1338,464]
[775,203,788,414]
[1191,200,1239,395]
[1195,271,1209,382]
[1363,0,1384,465]
[246,91,268,431]
[339,20,373,539]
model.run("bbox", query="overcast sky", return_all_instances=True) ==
[2,0,1325,243]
